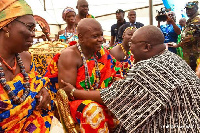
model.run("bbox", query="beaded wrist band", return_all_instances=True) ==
[70,88,76,100]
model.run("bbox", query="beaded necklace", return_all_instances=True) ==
[0,53,30,104]
[118,43,130,59]
[0,56,17,75]
[77,43,100,90]
[64,27,76,40]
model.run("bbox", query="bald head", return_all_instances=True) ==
[77,18,102,35]
[179,18,186,27]
[134,25,164,45]
[77,0,88,6]
[128,10,136,16]
[76,0,89,16]
[130,25,166,63]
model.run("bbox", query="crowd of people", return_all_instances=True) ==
[0,0,200,132]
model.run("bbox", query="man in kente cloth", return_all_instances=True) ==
[45,18,121,132]
[61,25,200,132]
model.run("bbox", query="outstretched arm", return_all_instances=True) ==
[167,16,181,35]
[61,80,104,105]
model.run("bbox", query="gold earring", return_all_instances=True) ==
[5,31,9,38]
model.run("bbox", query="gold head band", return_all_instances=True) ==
[123,26,136,34]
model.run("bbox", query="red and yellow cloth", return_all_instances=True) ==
[0,0,33,29]
[0,60,54,132]
[45,47,121,132]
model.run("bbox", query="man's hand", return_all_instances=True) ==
[166,15,174,24]
[60,80,75,97]
[35,87,51,110]
[182,35,194,43]
[167,42,176,47]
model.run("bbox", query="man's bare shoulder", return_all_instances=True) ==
[59,45,80,66]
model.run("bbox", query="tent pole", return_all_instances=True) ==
[43,0,46,11]
[149,0,153,25]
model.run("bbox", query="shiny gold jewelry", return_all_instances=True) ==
[70,88,76,100]
[118,43,128,59]
[56,89,78,133]
[44,87,48,91]
[5,31,9,38]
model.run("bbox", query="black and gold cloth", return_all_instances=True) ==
[29,41,67,76]
[100,51,200,132]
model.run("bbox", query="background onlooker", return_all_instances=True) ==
[110,9,126,46]
[75,0,94,26]
[172,1,200,71]
[118,10,144,42]
[57,7,78,45]
[176,17,187,58]
[158,11,181,54]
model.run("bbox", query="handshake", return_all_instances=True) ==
[165,42,177,48]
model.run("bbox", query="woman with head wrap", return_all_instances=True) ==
[57,7,78,46]
[110,27,136,78]
[0,0,55,132]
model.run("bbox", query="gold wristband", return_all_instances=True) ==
[70,88,76,100]
[44,87,48,91]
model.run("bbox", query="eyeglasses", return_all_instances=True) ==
[15,19,36,32]
[128,41,147,46]
[129,41,161,47]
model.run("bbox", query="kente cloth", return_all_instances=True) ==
[86,14,95,18]
[45,47,121,94]
[32,54,54,76]
[0,59,54,132]
[120,53,134,78]
[75,48,121,90]
[100,50,200,133]
[180,12,200,71]
[45,47,121,132]
[0,0,33,29]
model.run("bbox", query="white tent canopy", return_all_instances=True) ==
[26,0,163,25]
[25,0,195,37]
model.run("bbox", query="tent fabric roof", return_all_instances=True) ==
[26,0,163,25]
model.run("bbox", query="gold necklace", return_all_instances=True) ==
[118,43,128,59]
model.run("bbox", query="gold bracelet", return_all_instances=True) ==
[70,88,76,100]
[44,87,48,91]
